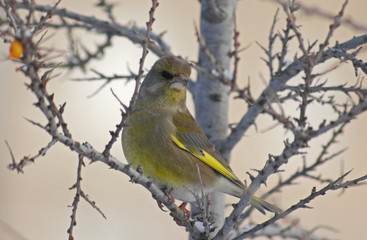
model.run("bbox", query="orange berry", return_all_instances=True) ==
[9,40,23,59]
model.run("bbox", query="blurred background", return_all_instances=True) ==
[1,0,366,239]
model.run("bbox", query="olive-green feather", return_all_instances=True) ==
[172,110,244,188]
[122,55,282,214]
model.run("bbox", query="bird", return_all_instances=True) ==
[121,55,281,217]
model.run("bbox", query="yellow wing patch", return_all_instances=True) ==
[171,134,238,183]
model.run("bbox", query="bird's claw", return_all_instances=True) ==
[156,200,168,212]
[156,187,175,212]
[179,202,191,219]
[172,202,191,226]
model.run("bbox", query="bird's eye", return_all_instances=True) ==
[161,70,173,80]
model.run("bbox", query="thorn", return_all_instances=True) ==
[246,171,255,181]
[136,165,143,174]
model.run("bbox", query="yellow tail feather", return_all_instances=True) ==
[250,195,282,214]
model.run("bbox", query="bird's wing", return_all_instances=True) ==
[172,109,244,188]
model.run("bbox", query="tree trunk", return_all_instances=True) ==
[192,0,238,234]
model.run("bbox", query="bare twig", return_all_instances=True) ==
[65,34,113,70]
[5,141,19,173]
[230,13,240,92]
[80,191,107,219]
[7,138,57,172]
[256,8,279,79]
[233,171,367,240]
[291,0,367,32]
[218,107,366,240]
[67,153,108,235]
[3,1,367,239]
[72,68,138,98]
[330,48,367,76]
[32,0,62,35]
[314,0,349,63]
[102,89,127,158]
[1,0,189,226]
[95,0,117,24]
[127,0,159,110]
[219,33,367,156]
[267,123,348,196]
[67,154,84,240]
[237,123,348,221]
[13,1,168,57]
[231,224,333,240]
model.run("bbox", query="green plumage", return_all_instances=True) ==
[122,56,281,214]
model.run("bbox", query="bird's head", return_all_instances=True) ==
[137,56,191,110]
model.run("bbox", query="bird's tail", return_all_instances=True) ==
[250,195,282,214]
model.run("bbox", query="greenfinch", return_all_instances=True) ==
[122,55,281,215]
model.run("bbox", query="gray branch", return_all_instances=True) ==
[13,1,170,57]
[219,34,367,156]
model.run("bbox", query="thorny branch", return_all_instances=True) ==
[1,0,195,235]
[2,0,367,239]
[221,32,367,154]
[128,0,159,110]
[232,171,367,240]
[233,224,334,240]
[239,123,348,221]
[256,8,279,79]
[219,1,367,156]
[277,0,367,32]
[230,13,240,92]
[72,68,139,98]
[7,137,57,173]
[10,0,169,56]
[215,1,367,239]
[67,154,106,240]
[65,34,113,71]
[67,154,83,240]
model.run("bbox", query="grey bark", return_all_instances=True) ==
[191,0,238,234]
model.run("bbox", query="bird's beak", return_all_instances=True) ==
[169,74,188,91]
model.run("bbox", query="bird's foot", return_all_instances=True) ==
[179,202,191,219]
[172,202,191,226]
[156,200,168,212]
[166,188,175,204]
[156,187,175,212]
